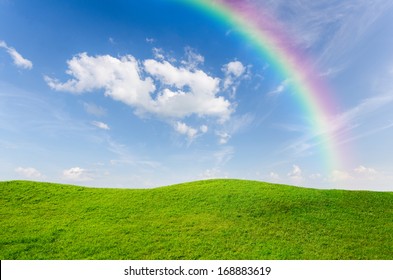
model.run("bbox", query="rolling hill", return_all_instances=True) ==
[1,179,392,259]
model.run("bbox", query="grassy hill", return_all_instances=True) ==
[0,179,392,259]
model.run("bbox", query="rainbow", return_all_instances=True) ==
[173,0,343,171]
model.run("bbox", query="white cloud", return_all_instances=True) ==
[354,165,377,175]
[62,167,92,182]
[83,102,106,117]
[216,131,231,145]
[174,121,198,140]
[353,165,378,180]
[336,95,393,127]
[260,0,393,67]
[322,94,393,147]
[200,125,208,133]
[152,47,165,60]
[324,166,393,191]
[223,61,245,78]
[146,37,156,43]
[330,170,353,182]
[287,165,303,181]
[267,79,290,96]
[280,93,393,159]
[15,167,43,179]
[44,53,156,103]
[106,137,134,166]
[213,146,234,165]
[319,66,344,77]
[261,165,391,191]
[270,172,280,179]
[46,52,233,123]
[222,61,248,97]
[173,122,208,141]
[144,58,232,121]
[92,121,110,130]
[215,113,254,145]
[0,40,33,70]
[181,47,204,70]
[199,168,226,179]
[309,173,322,179]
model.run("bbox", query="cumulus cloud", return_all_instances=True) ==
[46,52,233,123]
[144,59,231,121]
[173,121,208,141]
[174,121,198,140]
[0,40,33,70]
[223,61,246,78]
[287,165,303,181]
[92,121,110,130]
[15,167,43,179]
[44,53,156,103]
[222,61,248,97]
[62,167,92,181]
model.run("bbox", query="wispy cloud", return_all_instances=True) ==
[104,137,160,169]
[0,40,33,69]
[279,93,393,159]
[146,37,156,44]
[181,46,204,70]
[83,102,107,117]
[0,89,88,136]
[287,164,303,182]
[260,0,393,67]
[106,137,134,165]
[216,113,255,145]
[213,146,234,165]
[267,79,290,97]
[91,121,110,130]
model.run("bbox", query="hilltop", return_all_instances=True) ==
[1,179,392,259]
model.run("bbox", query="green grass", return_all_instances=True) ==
[1,179,392,259]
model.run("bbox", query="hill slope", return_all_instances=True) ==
[1,179,392,259]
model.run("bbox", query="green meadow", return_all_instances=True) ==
[0,179,392,259]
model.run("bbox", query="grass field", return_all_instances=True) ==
[0,179,392,259]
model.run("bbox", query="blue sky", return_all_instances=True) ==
[1,0,393,191]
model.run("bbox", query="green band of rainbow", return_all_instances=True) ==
[173,0,342,171]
